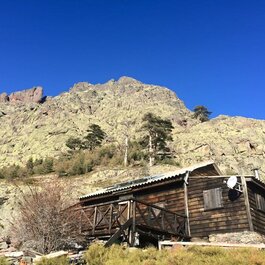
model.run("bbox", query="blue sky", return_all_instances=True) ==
[0,0,265,119]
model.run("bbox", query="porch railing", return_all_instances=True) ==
[74,198,187,239]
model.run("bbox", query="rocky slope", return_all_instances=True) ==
[0,76,265,176]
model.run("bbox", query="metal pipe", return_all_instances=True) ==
[253,168,260,180]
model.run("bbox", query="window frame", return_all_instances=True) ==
[203,187,223,211]
[255,193,265,213]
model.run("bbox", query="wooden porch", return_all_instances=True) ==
[75,198,188,247]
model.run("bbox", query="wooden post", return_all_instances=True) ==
[109,204,113,233]
[184,171,191,237]
[93,206,97,235]
[129,200,136,246]
[161,211,165,230]
[241,176,254,231]
[79,210,82,234]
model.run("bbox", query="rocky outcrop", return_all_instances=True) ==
[209,231,265,244]
[0,87,44,104]
[0,77,265,176]
[0,93,9,103]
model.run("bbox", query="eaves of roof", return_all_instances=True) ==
[79,160,215,200]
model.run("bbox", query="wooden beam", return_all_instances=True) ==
[130,200,136,246]
[92,206,97,235]
[104,218,133,247]
[241,176,254,231]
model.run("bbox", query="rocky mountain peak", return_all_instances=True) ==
[0,78,264,177]
[0,87,44,104]
[0,93,9,103]
[117,76,142,85]
[70,76,142,93]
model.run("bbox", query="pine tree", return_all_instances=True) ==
[141,113,174,166]
[193,105,212,122]
[83,124,106,150]
[66,137,82,151]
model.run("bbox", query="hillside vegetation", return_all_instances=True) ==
[0,76,265,176]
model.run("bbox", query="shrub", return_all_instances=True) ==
[128,141,146,164]
[26,157,34,175]
[33,158,54,175]
[84,243,108,265]
[54,145,124,177]
[33,158,43,166]
[0,165,27,179]
[12,181,84,254]
[0,257,9,265]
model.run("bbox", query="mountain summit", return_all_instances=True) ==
[0,77,264,175]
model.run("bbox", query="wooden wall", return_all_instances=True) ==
[135,181,185,215]
[247,182,265,235]
[188,177,249,238]
[79,175,263,239]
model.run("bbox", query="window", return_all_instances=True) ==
[203,188,223,210]
[256,193,265,212]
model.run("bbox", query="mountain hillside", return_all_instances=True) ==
[0,76,265,176]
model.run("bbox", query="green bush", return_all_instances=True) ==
[128,141,146,164]
[0,257,9,265]
[26,157,34,175]
[54,145,124,177]
[35,256,69,265]
[33,158,54,174]
[0,164,27,179]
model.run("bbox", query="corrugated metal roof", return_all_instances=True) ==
[246,176,265,188]
[79,161,216,200]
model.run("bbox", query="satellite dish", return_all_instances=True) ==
[227,176,238,189]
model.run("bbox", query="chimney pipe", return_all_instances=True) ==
[252,168,260,180]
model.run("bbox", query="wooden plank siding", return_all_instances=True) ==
[188,177,249,237]
[135,182,185,215]
[247,183,265,235]
[76,163,265,241]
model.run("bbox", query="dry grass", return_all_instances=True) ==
[0,257,9,265]
[84,243,265,265]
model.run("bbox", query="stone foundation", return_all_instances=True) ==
[209,231,265,244]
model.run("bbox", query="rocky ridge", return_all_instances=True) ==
[0,87,43,104]
[0,76,265,176]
